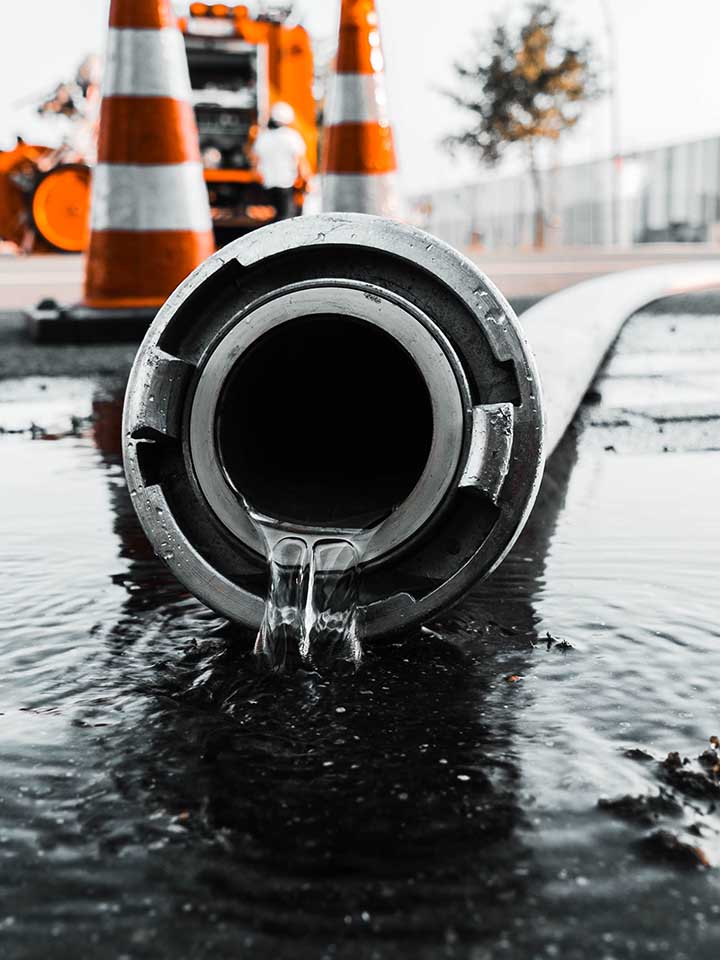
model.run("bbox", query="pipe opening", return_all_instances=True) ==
[216,314,434,529]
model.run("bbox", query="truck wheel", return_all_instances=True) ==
[31,164,91,253]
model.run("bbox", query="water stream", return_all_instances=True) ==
[251,524,364,671]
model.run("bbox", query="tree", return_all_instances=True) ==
[445,2,597,248]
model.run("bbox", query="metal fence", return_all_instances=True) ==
[415,134,720,249]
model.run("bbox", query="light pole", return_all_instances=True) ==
[600,0,621,246]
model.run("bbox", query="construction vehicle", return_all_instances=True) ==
[0,4,317,253]
[0,62,98,254]
[182,3,318,243]
[0,141,88,253]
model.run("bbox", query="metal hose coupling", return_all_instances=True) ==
[122,214,544,639]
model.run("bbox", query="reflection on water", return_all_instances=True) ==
[1,306,720,957]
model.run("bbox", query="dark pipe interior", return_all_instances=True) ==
[216,314,434,529]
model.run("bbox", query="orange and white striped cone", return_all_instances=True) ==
[321,0,399,216]
[85,0,214,311]
[27,0,215,341]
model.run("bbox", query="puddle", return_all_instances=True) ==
[0,306,719,958]
[0,376,96,437]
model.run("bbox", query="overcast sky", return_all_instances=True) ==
[2,0,719,194]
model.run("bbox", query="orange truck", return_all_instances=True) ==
[0,3,317,254]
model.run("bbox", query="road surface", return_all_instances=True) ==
[3,243,720,319]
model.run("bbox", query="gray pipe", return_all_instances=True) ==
[122,214,720,636]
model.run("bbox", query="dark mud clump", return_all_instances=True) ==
[634,830,710,870]
[598,792,683,826]
[542,631,574,652]
[599,738,720,869]
[659,750,720,801]
[623,748,655,764]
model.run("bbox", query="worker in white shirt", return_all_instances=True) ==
[251,101,310,222]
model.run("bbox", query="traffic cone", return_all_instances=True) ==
[26,0,215,342]
[321,0,399,216]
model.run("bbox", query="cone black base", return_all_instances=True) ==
[24,300,156,344]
